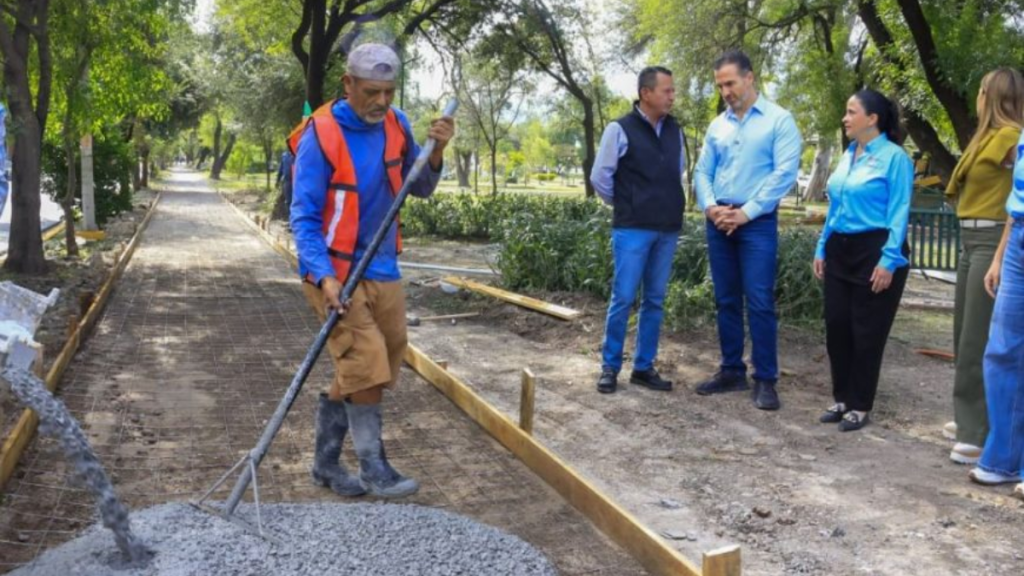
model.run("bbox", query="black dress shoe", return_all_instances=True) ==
[630,368,672,391]
[596,369,618,394]
[819,403,847,423]
[695,371,749,395]
[753,380,781,411]
[838,411,869,432]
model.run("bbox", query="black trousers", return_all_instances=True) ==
[824,230,909,412]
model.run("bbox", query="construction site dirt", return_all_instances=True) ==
[396,238,1024,576]
[230,188,1022,575]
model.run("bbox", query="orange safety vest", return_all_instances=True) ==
[287,100,408,284]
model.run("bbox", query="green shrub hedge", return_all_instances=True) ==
[404,192,824,328]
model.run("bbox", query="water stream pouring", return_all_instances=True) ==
[0,281,151,566]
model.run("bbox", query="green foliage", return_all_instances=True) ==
[405,193,825,328]
[535,173,557,182]
[42,131,134,226]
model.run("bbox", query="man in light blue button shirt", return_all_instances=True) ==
[693,51,802,410]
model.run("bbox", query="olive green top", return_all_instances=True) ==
[946,126,1021,220]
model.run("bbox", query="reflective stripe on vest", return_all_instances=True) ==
[288,100,408,284]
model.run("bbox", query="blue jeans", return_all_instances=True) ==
[706,212,779,382]
[979,221,1024,477]
[601,228,679,373]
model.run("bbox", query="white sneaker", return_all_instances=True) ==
[969,468,1021,486]
[950,443,982,465]
[1014,483,1024,501]
[942,421,957,441]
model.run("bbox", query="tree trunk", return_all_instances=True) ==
[473,151,480,193]
[141,148,150,189]
[4,119,46,273]
[456,150,472,188]
[490,146,498,195]
[195,148,210,170]
[580,96,596,198]
[1,1,52,274]
[209,134,236,180]
[804,137,833,203]
[857,0,957,180]
[132,155,142,191]
[893,0,973,148]
[62,137,79,258]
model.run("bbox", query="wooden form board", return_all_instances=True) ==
[441,276,581,321]
[224,199,742,576]
[0,193,163,491]
[404,344,717,576]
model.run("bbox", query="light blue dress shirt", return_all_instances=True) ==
[1007,130,1024,219]
[694,96,802,220]
[590,107,686,206]
[814,133,913,272]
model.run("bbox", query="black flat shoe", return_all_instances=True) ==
[819,403,847,423]
[838,411,869,432]
[630,368,672,392]
[596,369,618,394]
[695,371,749,395]
[753,380,781,411]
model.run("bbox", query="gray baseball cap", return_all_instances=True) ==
[346,43,400,82]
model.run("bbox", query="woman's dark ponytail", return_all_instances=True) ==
[854,89,905,145]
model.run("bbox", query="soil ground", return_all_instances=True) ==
[225,185,1023,575]
[0,171,643,575]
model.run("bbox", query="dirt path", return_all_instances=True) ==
[401,236,1024,576]
[0,172,644,575]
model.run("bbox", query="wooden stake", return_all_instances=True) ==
[32,344,45,379]
[702,545,741,576]
[519,368,535,435]
[419,312,480,322]
[441,276,581,321]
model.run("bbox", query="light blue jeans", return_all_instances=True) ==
[979,220,1024,477]
[601,228,679,373]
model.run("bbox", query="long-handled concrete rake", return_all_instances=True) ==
[193,99,458,539]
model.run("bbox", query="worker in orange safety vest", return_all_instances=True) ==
[290,43,454,499]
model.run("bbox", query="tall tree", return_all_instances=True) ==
[285,0,456,109]
[456,59,528,195]
[1,0,54,273]
[492,0,599,197]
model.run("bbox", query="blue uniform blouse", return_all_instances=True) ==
[814,133,913,272]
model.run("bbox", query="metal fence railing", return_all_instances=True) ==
[908,208,959,271]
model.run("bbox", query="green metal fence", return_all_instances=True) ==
[908,208,959,271]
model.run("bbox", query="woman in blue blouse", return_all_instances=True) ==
[813,89,913,432]
[969,130,1024,497]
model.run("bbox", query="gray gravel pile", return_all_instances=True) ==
[1,367,150,564]
[10,502,557,575]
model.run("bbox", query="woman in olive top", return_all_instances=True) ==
[944,68,1024,465]
[813,90,913,432]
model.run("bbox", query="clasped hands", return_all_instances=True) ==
[705,205,750,236]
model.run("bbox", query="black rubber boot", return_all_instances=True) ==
[311,394,366,497]
[345,401,420,498]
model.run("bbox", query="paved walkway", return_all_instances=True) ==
[0,171,643,575]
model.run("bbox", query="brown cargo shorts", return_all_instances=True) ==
[301,280,407,399]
